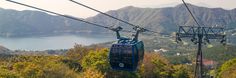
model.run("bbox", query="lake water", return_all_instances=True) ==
[0,35,116,51]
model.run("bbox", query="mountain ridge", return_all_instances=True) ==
[0,3,235,37]
[86,3,236,33]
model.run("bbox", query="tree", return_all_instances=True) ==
[81,48,110,72]
[64,44,92,72]
[0,66,19,78]
[217,58,236,78]
[172,65,191,78]
[13,62,43,78]
[106,70,139,78]
[66,44,89,61]
[83,68,105,78]
[42,61,79,78]
[138,52,173,78]
[11,56,79,78]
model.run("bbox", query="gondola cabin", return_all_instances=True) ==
[6,0,148,72]
[109,40,144,71]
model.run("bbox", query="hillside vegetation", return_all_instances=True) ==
[0,44,235,78]
[0,45,193,78]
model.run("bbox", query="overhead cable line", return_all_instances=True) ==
[69,0,158,34]
[182,0,201,27]
[6,0,134,33]
[178,1,227,78]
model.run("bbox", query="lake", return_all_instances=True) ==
[0,35,116,51]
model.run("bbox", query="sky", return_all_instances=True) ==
[0,0,236,18]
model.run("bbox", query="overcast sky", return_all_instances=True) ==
[0,0,236,18]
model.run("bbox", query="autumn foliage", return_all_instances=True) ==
[0,44,234,78]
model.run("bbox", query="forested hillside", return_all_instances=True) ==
[0,45,193,78]
[0,45,235,78]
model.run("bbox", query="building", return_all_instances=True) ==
[203,59,217,69]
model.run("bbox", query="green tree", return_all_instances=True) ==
[13,62,43,78]
[81,48,110,72]
[11,56,79,78]
[83,68,105,78]
[0,66,19,78]
[106,70,139,78]
[138,52,173,78]
[152,58,172,78]
[42,61,79,78]
[172,65,191,78]
[217,58,236,78]
[64,44,92,72]
[66,44,89,61]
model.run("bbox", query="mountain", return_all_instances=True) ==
[0,4,236,37]
[0,8,90,37]
[87,4,236,33]
[0,45,12,54]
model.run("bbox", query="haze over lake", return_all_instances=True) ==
[0,35,115,51]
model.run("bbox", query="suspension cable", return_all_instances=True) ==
[6,0,134,33]
[69,0,158,33]
[182,0,201,27]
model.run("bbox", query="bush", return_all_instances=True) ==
[217,58,236,78]
[81,48,110,72]
[0,66,19,78]
[83,68,105,78]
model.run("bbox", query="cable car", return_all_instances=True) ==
[7,0,151,71]
[109,27,145,71]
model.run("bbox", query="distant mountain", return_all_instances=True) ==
[0,4,236,37]
[0,8,90,37]
[0,45,12,54]
[87,4,236,33]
